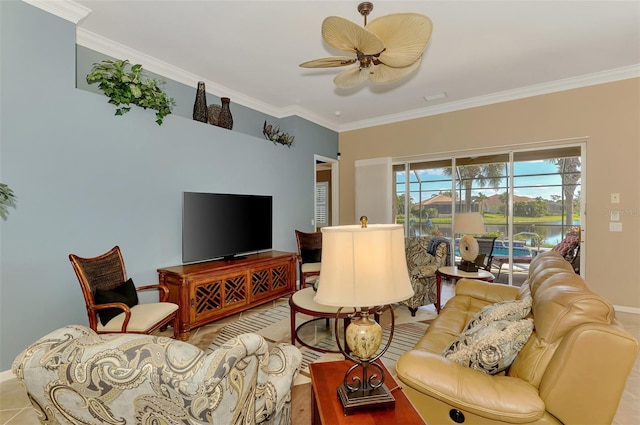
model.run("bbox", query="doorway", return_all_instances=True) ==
[314,155,339,230]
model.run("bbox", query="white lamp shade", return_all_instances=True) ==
[314,224,414,307]
[453,212,485,235]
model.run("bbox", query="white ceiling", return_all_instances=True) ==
[41,1,640,132]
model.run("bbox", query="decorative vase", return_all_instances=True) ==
[207,104,220,126]
[217,97,233,130]
[192,81,208,123]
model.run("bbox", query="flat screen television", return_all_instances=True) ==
[182,192,273,263]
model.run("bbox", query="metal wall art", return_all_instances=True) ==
[263,121,294,147]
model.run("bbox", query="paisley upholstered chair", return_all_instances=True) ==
[13,325,302,425]
[402,236,449,316]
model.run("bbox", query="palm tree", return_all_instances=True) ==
[499,191,509,216]
[445,164,504,212]
[475,192,488,215]
[549,158,581,226]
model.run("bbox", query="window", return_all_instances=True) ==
[394,145,583,284]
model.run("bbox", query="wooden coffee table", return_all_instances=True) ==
[436,265,495,313]
[309,360,425,425]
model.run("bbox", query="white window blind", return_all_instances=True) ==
[315,182,328,228]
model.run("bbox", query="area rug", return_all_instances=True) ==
[206,302,432,374]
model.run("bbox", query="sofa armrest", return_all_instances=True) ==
[396,350,545,423]
[455,278,520,304]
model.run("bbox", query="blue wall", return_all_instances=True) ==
[0,1,338,371]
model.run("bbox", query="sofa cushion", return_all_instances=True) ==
[442,318,534,374]
[464,298,532,331]
[94,278,139,325]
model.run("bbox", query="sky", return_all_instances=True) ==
[397,160,581,202]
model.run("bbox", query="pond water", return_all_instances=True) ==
[413,220,580,247]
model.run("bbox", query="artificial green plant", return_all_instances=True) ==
[86,59,175,125]
[0,183,17,220]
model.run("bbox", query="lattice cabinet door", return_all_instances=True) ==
[250,262,292,301]
[193,273,248,322]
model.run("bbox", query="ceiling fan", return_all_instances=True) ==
[299,2,432,89]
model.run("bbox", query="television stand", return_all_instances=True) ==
[158,251,296,341]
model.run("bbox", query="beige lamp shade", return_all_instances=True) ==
[314,224,414,308]
[453,212,485,235]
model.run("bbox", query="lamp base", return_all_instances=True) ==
[458,260,479,272]
[337,383,395,415]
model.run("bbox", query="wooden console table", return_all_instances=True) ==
[158,251,296,341]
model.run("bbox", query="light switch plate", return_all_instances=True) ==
[611,193,620,203]
[609,222,622,232]
[610,210,620,221]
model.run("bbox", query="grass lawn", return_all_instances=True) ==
[428,213,578,225]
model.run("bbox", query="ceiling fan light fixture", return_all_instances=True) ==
[368,59,422,85]
[334,66,372,89]
[299,2,433,89]
[367,13,432,68]
[322,16,384,56]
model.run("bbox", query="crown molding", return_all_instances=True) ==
[76,29,339,132]
[28,0,640,134]
[338,65,640,132]
[22,0,91,24]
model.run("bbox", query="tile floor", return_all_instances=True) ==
[1,281,638,425]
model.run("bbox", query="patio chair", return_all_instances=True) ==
[492,229,581,277]
[475,236,497,271]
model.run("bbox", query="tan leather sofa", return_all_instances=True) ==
[396,251,638,424]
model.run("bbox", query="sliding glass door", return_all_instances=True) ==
[394,144,583,285]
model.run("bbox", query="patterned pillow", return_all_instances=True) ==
[465,298,532,331]
[442,319,534,374]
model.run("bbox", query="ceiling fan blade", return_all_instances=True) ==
[333,67,371,89]
[299,57,357,68]
[366,13,432,68]
[322,16,385,55]
[368,58,422,85]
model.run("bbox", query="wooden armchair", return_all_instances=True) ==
[294,230,322,289]
[69,246,179,338]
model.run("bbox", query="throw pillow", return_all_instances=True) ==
[94,278,139,325]
[465,298,532,331]
[300,248,321,263]
[443,318,534,374]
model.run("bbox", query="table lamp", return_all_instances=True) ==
[453,212,486,272]
[314,217,414,414]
